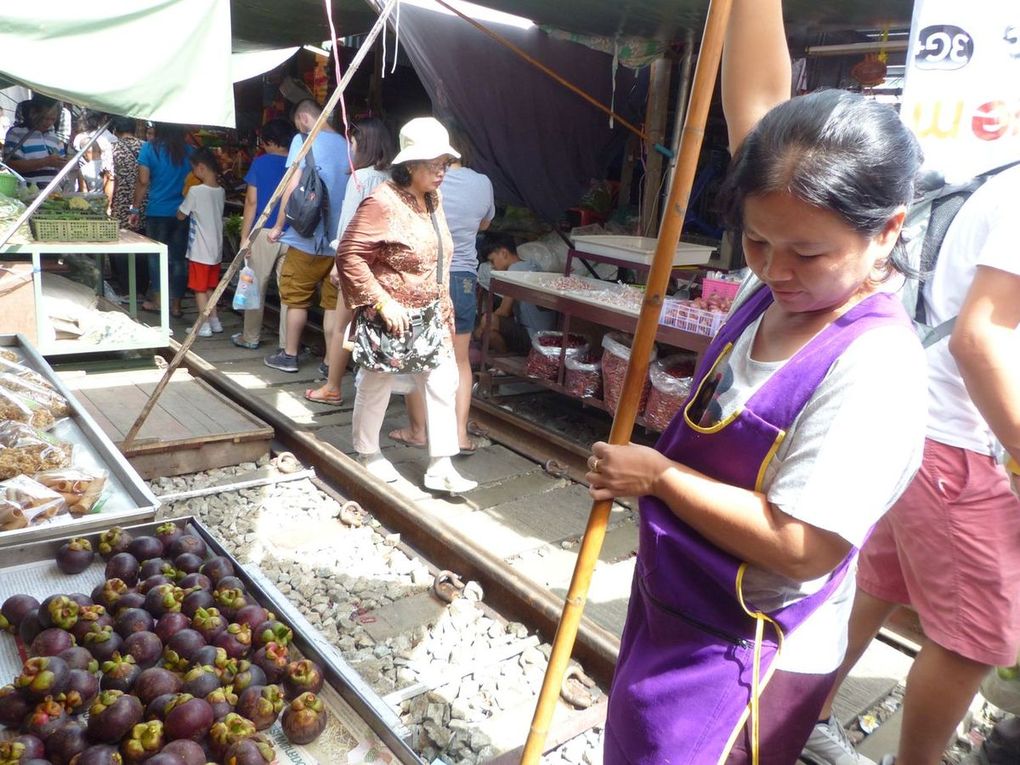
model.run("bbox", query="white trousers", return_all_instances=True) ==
[352,353,459,458]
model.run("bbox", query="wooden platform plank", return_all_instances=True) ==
[74,384,191,442]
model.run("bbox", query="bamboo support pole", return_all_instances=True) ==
[121,0,399,450]
[520,0,735,761]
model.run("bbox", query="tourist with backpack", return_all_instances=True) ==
[264,99,349,373]
[803,160,1020,765]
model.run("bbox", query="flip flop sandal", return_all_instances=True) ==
[458,438,479,455]
[304,388,344,406]
[140,302,160,313]
[388,429,427,448]
[170,309,184,319]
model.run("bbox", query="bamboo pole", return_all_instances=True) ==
[520,0,735,760]
[121,0,399,451]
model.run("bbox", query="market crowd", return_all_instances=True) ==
[2,0,1019,762]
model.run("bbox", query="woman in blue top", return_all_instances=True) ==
[129,123,193,318]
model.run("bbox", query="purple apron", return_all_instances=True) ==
[604,287,912,764]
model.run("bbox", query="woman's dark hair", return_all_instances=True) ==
[351,117,396,172]
[150,122,189,166]
[478,234,516,262]
[112,116,138,135]
[260,118,295,150]
[189,147,219,175]
[717,89,923,275]
[445,121,472,167]
[390,162,413,188]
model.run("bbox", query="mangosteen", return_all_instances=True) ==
[235,685,284,731]
[281,692,326,745]
[222,733,276,765]
[189,645,224,670]
[250,642,290,685]
[213,624,251,660]
[98,527,133,560]
[2,594,40,631]
[44,719,89,765]
[204,686,237,720]
[178,591,212,620]
[104,554,140,588]
[159,739,205,765]
[167,630,206,664]
[143,753,184,765]
[63,668,99,715]
[137,559,173,583]
[120,720,164,764]
[162,695,213,742]
[231,605,268,632]
[167,536,206,560]
[154,522,183,551]
[126,536,163,564]
[124,632,162,669]
[0,683,32,727]
[37,596,78,632]
[282,660,324,700]
[143,586,183,619]
[56,539,95,576]
[91,580,129,612]
[113,609,153,639]
[144,693,176,722]
[230,664,266,695]
[215,576,246,594]
[70,606,111,644]
[174,574,210,593]
[17,656,70,700]
[68,743,123,765]
[137,576,170,596]
[100,653,140,693]
[197,558,234,587]
[29,628,75,658]
[132,669,182,707]
[253,620,292,649]
[23,696,68,738]
[57,647,97,673]
[0,734,45,762]
[113,594,146,616]
[153,613,190,644]
[81,625,124,664]
[159,648,189,675]
[171,554,202,576]
[86,690,144,744]
[208,713,255,758]
[18,609,43,646]
[181,665,219,700]
[189,609,226,644]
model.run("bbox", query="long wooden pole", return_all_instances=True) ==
[121,0,399,451]
[520,0,735,760]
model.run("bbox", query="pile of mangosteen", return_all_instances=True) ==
[0,523,330,764]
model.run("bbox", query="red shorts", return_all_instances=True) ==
[188,261,221,292]
[857,438,1020,666]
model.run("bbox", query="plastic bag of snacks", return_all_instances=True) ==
[0,387,55,429]
[565,352,603,399]
[0,372,70,418]
[232,265,261,311]
[0,421,73,479]
[601,332,657,415]
[0,349,19,363]
[525,331,589,382]
[0,356,56,392]
[33,468,108,516]
[645,354,697,431]
[0,475,69,530]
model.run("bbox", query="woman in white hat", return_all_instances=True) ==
[337,117,476,494]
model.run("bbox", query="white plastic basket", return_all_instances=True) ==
[660,298,726,337]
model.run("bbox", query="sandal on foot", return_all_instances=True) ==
[304,388,343,406]
[388,428,426,448]
[141,301,160,313]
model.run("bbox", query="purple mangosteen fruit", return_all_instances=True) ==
[57,647,97,673]
[230,664,266,695]
[63,668,100,714]
[114,609,154,639]
[131,669,182,707]
[222,733,276,765]
[18,609,43,646]
[162,695,213,742]
[23,696,68,738]
[178,591,212,620]
[29,628,76,658]
[126,536,163,564]
[104,554,140,588]
[137,576,170,596]
[174,574,210,593]
[111,592,146,615]
[171,554,202,576]
[98,527,133,560]
[235,685,284,731]
[70,606,111,644]
[81,625,124,664]
[167,536,207,560]
[0,683,32,727]
[207,713,256,759]
[119,720,164,764]
[69,743,124,765]
[38,596,79,632]
[280,692,327,745]
[2,594,40,631]
[143,586,183,619]
[91,580,129,612]
[282,660,324,700]
[44,719,89,765]
[250,642,290,685]
[181,666,219,700]
[143,754,184,765]
[197,558,233,587]
[159,739,205,765]
[124,632,163,669]
[16,656,70,700]
[86,690,144,744]
[154,523,183,551]
[213,624,251,660]
[100,653,140,693]
[0,734,46,762]
[231,605,268,632]
[189,609,226,644]
[153,613,191,645]
[56,539,95,576]
[204,686,237,720]
[164,630,204,664]
[253,620,292,649]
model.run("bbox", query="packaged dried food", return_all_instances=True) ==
[601,332,657,415]
[0,421,73,479]
[645,354,697,431]
[33,468,107,515]
[0,387,55,429]
[0,356,56,392]
[525,331,589,382]
[0,348,19,363]
[564,352,602,399]
[0,475,68,529]
[0,372,70,417]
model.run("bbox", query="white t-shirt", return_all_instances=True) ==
[712,279,927,673]
[924,164,1020,456]
[179,184,226,265]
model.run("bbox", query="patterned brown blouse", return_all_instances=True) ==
[337,181,455,336]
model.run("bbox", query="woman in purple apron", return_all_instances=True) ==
[590,3,929,763]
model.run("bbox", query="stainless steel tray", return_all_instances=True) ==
[0,333,159,546]
[0,516,421,764]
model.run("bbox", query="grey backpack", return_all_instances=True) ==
[285,141,328,238]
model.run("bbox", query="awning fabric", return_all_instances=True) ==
[231,46,301,84]
[0,0,235,127]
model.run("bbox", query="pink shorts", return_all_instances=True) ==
[858,438,1020,666]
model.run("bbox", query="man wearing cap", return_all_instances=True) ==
[265,99,350,373]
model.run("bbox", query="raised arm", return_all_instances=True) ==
[721,0,791,154]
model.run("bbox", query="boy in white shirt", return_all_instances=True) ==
[177,148,226,337]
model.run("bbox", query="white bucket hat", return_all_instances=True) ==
[391,117,461,165]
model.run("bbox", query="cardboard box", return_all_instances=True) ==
[0,263,37,342]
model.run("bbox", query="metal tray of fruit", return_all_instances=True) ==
[0,516,420,764]
[0,334,159,548]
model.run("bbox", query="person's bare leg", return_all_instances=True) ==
[193,290,208,321]
[309,301,354,399]
[205,289,218,322]
[284,307,307,357]
[392,390,428,445]
[817,589,898,719]
[896,642,988,765]
[322,308,336,367]
[453,332,473,449]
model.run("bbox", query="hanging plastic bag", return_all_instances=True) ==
[525,331,589,381]
[565,352,602,399]
[601,332,657,415]
[232,266,260,311]
[645,354,697,431]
